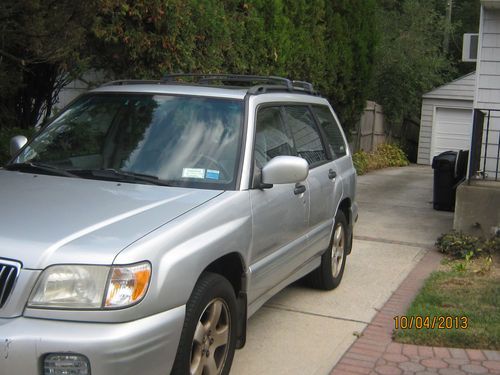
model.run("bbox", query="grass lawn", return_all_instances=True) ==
[394,256,500,350]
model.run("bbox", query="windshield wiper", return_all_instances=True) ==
[70,169,170,186]
[5,162,80,178]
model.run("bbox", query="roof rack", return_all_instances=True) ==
[100,74,318,96]
[162,74,318,95]
[163,73,291,89]
[292,80,314,93]
[101,80,164,87]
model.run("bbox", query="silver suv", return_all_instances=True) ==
[0,75,357,375]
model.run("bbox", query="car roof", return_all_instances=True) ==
[91,84,249,100]
[91,75,322,101]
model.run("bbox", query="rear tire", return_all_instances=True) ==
[306,211,348,290]
[171,272,237,375]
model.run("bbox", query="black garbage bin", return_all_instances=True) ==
[431,150,469,211]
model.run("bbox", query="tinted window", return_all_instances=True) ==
[255,107,295,168]
[283,106,327,165]
[313,106,347,159]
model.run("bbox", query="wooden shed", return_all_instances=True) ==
[417,72,476,165]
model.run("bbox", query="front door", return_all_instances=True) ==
[248,106,309,305]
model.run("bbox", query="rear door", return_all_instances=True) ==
[311,104,352,228]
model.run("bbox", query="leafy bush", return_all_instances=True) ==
[89,0,378,133]
[436,231,500,259]
[372,143,410,167]
[352,143,409,175]
[484,236,500,255]
[352,150,369,175]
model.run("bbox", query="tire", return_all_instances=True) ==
[171,272,237,375]
[306,210,348,290]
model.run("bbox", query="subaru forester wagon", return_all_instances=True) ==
[0,74,357,375]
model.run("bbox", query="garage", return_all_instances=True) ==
[431,107,473,157]
[417,72,475,165]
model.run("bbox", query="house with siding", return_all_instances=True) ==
[472,1,500,179]
[453,0,500,237]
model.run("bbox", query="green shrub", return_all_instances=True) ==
[373,143,410,167]
[436,231,500,259]
[484,236,500,255]
[352,150,369,175]
[352,143,409,175]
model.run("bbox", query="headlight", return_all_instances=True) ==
[28,265,109,309]
[28,262,151,309]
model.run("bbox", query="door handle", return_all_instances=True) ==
[294,183,306,195]
[328,169,337,180]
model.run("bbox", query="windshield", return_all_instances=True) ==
[13,93,244,189]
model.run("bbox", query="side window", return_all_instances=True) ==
[313,106,347,159]
[283,106,327,166]
[255,106,295,168]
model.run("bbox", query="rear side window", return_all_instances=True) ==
[255,106,295,168]
[283,106,327,166]
[313,106,347,159]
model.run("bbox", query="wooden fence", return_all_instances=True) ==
[349,101,386,153]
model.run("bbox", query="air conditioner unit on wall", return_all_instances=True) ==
[462,33,479,62]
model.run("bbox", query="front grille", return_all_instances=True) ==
[0,261,20,308]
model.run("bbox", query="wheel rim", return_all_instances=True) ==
[190,298,231,375]
[331,223,345,278]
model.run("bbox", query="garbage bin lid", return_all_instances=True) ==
[432,151,457,169]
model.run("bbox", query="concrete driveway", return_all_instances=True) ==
[231,165,454,375]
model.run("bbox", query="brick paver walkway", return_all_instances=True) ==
[331,249,500,375]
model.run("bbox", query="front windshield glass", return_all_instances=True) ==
[13,94,244,189]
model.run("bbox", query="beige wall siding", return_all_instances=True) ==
[476,8,500,110]
[474,7,500,178]
[418,73,476,165]
[423,72,476,101]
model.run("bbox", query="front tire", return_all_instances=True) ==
[307,211,348,290]
[171,272,237,375]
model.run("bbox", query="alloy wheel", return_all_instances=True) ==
[331,223,345,278]
[190,298,231,375]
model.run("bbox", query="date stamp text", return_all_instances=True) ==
[394,315,469,330]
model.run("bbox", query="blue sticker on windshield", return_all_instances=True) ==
[206,169,220,180]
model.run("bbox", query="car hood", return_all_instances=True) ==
[0,171,222,269]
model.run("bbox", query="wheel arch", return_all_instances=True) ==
[337,198,354,254]
[204,252,247,295]
[203,252,248,349]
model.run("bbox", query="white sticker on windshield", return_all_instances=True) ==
[206,169,220,180]
[182,168,206,179]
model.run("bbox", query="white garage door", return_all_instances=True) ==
[431,107,473,159]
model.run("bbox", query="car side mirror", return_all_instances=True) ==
[10,135,28,157]
[261,156,309,186]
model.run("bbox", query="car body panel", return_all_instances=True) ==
[22,191,252,323]
[247,182,309,304]
[307,161,342,255]
[0,170,221,269]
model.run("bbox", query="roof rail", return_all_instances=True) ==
[101,80,163,86]
[162,74,294,90]
[292,80,314,94]
[100,74,319,96]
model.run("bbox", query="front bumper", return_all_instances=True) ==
[0,306,185,375]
